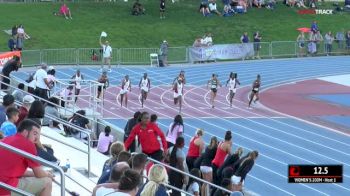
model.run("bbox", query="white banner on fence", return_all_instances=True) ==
[189,43,254,62]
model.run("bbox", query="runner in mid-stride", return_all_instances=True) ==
[173,70,186,85]
[248,74,261,108]
[119,75,131,108]
[173,78,184,113]
[139,73,151,108]
[226,72,240,108]
[207,74,221,108]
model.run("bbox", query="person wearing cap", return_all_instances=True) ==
[99,36,112,72]
[160,40,169,66]
[34,64,51,101]
[1,55,21,90]
[15,95,35,126]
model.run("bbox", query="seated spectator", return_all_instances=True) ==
[0,107,19,137]
[57,3,73,19]
[27,100,45,125]
[12,83,25,103]
[223,4,235,16]
[94,162,130,196]
[59,85,74,107]
[213,178,232,196]
[237,0,248,12]
[42,97,60,126]
[0,119,53,196]
[209,0,222,16]
[266,0,276,9]
[97,141,125,184]
[186,168,202,196]
[132,0,145,15]
[230,0,239,7]
[199,1,211,16]
[193,38,203,47]
[97,126,114,155]
[16,95,35,126]
[287,0,296,7]
[66,110,91,139]
[296,0,307,8]
[253,0,264,8]
[131,153,148,186]
[137,164,168,196]
[51,120,65,135]
[0,94,15,125]
[203,33,213,46]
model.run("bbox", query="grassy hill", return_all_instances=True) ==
[0,1,349,50]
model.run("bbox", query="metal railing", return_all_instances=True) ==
[15,40,350,67]
[0,142,65,196]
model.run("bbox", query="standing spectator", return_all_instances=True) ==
[297,32,306,57]
[212,131,232,185]
[160,0,166,19]
[186,168,202,196]
[310,21,318,33]
[71,69,84,103]
[209,0,222,16]
[216,147,243,179]
[16,95,35,126]
[0,94,15,126]
[253,31,262,59]
[34,63,51,101]
[42,97,60,126]
[0,119,53,196]
[186,129,205,172]
[346,30,350,53]
[160,40,169,66]
[124,112,168,161]
[168,136,187,196]
[47,66,56,93]
[12,83,25,103]
[97,126,114,155]
[240,32,249,44]
[0,107,19,137]
[308,31,317,55]
[335,30,345,49]
[138,164,169,196]
[324,31,334,56]
[166,114,184,148]
[315,30,323,54]
[59,85,74,107]
[150,114,158,125]
[231,151,259,191]
[27,100,45,125]
[1,55,21,90]
[11,25,18,37]
[213,178,232,196]
[124,111,141,153]
[8,36,16,51]
[99,37,112,72]
[17,25,30,40]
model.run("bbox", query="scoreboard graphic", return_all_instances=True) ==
[288,165,343,183]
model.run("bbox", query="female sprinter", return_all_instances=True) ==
[173,78,184,113]
[248,74,261,108]
[120,75,131,108]
[97,71,109,100]
[139,73,151,108]
[207,74,221,108]
[226,72,240,108]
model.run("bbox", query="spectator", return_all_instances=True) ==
[58,3,73,19]
[8,36,16,51]
[150,114,158,125]
[125,112,168,161]
[42,97,60,126]
[50,120,65,135]
[287,0,296,7]
[17,24,30,40]
[12,83,25,103]
[346,30,350,52]
[118,151,132,163]
[213,178,232,196]
[199,1,210,16]
[131,153,148,186]
[296,0,307,8]
[212,131,232,185]
[240,32,249,44]
[160,0,166,19]
[27,100,45,125]
[335,30,345,49]
[204,33,213,46]
[99,37,112,72]
[1,55,21,90]
[11,25,18,37]
[59,85,74,107]
[26,72,36,94]
[97,126,114,155]
[0,107,19,137]
[223,4,234,17]
[186,168,202,196]
[311,21,318,33]
[237,0,248,12]
[124,111,141,153]
[186,129,205,172]
[0,94,15,125]
[0,119,53,196]
[168,136,187,196]
[160,40,169,66]
[315,30,323,54]
[308,31,317,55]
[16,95,35,126]
[217,147,243,179]
[297,32,306,57]
[253,31,262,59]
[94,162,130,196]
[109,169,141,195]
[137,164,168,196]
[253,0,264,8]
[324,31,334,56]
[166,114,184,148]
[47,66,56,95]
[231,151,259,191]
[266,0,276,9]
[209,0,222,16]
[193,38,203,47]
[97,141,125,184]
[132,0,145,15]
[34,63,51,101]
[69,110,91,139]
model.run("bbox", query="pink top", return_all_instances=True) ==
[47,75,55,84]
[97,132,114,153]
[60,4,69,14]
[166,123,183,145]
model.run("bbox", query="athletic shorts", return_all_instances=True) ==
[120,89,128,95]
[200,166,213,173]
[231,175,244,185]
[12,177,49,196]
[252,89,258,94]
[230,89,237,94]
[211,88,217,93]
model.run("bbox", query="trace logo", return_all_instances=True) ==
[298,9,334,15]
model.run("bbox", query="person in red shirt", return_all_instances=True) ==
[124,112,168,161]
[0,119,54,196]
[15,95,35,126]
[186,129,205,172]
[212,130,232,185]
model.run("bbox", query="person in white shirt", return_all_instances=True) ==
[34,63,51,101]
[173,79,184,113]
[71,69,84,103]
[99,36,112,72]
[226,72,240,108]
[138,73,151,108]
[208,0,221,16]
[119,75,131,108]
[204,33,213,46]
